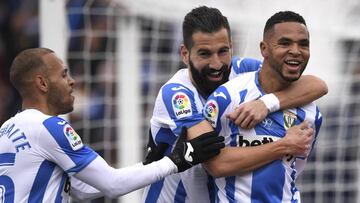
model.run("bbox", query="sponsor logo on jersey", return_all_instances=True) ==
[63,124,83,150]
[283,110,297,130]
[204,100,218,128]
[236,60,241,68]
[213,91,227,99]
[238,135,298,167]
[261,118,273,128]
[238,134,280,147]
[184,142,194,163]
[172,93,192,119]
[57,121,66,125]
[171,86,186,91]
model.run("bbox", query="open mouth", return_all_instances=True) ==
[70,90,75,99]
[207,69,224,81]
[284,60,302,72]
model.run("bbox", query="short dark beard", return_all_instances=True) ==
[189,59,230,98]
[275,64,305,83]
[47,83,73,115]
[268,55,306,82]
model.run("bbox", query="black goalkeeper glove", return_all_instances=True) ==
[168,127,225,172]
[143,129,169,165]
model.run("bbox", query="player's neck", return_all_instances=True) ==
[22,99,54,116]
[259,65,289,94]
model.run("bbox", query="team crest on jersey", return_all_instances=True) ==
[63,124,83,150]
[172,93,192,119]
[283,110,297,130]
[204,100,218,128]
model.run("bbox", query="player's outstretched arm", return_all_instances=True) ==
[72,127,224,199]
[187,120,313,178]
[226,75,327,129]
[71,177,103,201]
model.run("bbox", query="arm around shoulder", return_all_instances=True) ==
[273,75,328,110]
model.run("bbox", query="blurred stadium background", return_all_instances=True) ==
[1,0,360,202]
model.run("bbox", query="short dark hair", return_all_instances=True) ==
[263,11,306,38]
[10,48,54,97]
[182,6,231,49]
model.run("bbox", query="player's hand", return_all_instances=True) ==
[281,121,314,157]
[168,127,225,172]
[143,129,169,165]
[226,99,268,129]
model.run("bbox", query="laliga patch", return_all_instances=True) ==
[283,110,297,130]
[204,100,218,128]
[172,93,192,119]
[63,124,83,150]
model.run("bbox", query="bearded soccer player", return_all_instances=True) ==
[142,6,327,203]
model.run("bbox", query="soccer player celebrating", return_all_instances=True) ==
[0,48,225,202]
[203,11,321,202]
[142,6,327,203]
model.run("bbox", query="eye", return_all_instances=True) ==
[198,50,211,58]
[278,38,292,47]
[299,40,309,48]
[219,48,230,55]
[63,69,69,78]
[279,41,290,46]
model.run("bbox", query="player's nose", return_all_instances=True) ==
[68,74,75,86]
[209,54,223,69]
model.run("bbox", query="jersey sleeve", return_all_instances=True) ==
[203,85,232,133]
[229,57,262,79]
[40,116,98,174]
[74,156,177,198]
[159,83,205,136]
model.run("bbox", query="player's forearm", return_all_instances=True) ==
[204,141,290,177]
[187,120,214,139]
[75,156,177,198]
[71,177,103,201]
[273,75,328,109]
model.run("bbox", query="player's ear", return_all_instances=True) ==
[34,74,49,93]
[180,44,189,65]
[229,41,233,55]
[260,41,268,58]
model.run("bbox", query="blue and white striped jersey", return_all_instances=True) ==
[0,109,98,203]
[142,57,262,203]
[203,71,322,203]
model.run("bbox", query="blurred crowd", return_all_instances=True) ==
[0,0,39,124]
